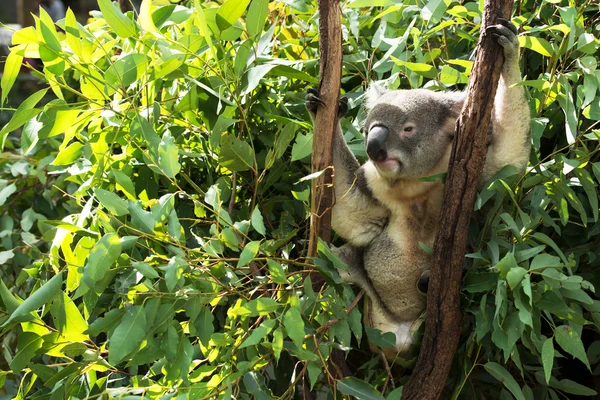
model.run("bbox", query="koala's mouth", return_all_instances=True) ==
[374,158,401,171]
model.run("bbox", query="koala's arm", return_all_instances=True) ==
[306,90,389,247]
[485,19,532,180]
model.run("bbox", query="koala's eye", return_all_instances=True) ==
[404,126,414,133]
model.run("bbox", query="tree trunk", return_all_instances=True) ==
[306,0,349,385]
[402,0,513,398]
[119,0,133,13]
[17,0,37,27]
[307,0,342,259]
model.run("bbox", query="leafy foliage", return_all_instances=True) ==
[0,0,599,398]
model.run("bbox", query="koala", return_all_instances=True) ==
[305,19,530,359]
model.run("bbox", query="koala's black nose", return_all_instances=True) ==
[366,126,389,162]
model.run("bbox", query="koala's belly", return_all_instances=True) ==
[363,230,429,321]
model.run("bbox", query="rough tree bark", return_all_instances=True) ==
[307,0,342,259]
[403,0,513,398]
[304,0,350,391]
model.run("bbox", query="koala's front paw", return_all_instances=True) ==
[305,88,349,119]
[305,88,323,116]
[487,18,519,58]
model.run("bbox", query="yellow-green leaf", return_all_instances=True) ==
[519,36,554,57]
[1,51,23,104]
[51,142,83,166]
[98,0,137,38]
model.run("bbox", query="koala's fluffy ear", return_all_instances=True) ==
[364,83,388,111]
[443,93,466,119]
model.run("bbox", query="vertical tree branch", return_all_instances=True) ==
[17,0,37,27]
[403,0,512,398]
[307,0,342,258]
[304,0,349,389]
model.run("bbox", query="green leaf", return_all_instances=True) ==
[272,327,283,361]
[132,261,159,279]
[246,0,269,37]
[558,379,597,396]
[574,169,598,222]
[365,327,396,348]
[532,233,569,265]
[81,233,122,291]
[542,338,554,384]
[50,292,89,342]
[128,202,155,233]
[131,114,161,152]
[387,387,403,400]
[507,267,528,289]
[242,64,278,95]
[112,170,137,200]
[216,0,251,31]
[51,142,83,166]
[158,131,181,178]
[464,273,498,293]
[219,135,255,172]
[495,252,517,278]
[163,256,186,292]
[291,132,312,161]
[108,305,147,365]
[36,105,80,140]
[519,36,554,57]
[348,0,395,6]
[230,298,280,317]
[240,319,276,348]
[234,40,252,78]
[105,53,150,89]
[2,273,63,326]
[237,241,260,267]
[530,254,562,271]
[0,279,21,315]
[1,51,23,105]
[392,59,437,78]
[86,308,124,336]
[267,260,288,284]
[337,377,385,400]
[0,89,48,150]
[484,362,526,400]
[95,188,129,216]
[139,0,158,32]
[9,332,43,374]
[98,0,137,38]
[554,324,591,370]
[195,306,214,346]
[283,307,305,348]
[251,206,267,235]
[0,184,16,206]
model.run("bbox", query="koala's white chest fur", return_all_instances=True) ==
[362,162,445,321]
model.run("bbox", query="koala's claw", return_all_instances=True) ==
[305,89,349,119]
[497,18,517,35]
[305,89,324,115]
[486,19,519,57]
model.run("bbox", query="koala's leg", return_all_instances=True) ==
[332,244,378,296]
[306,90,389,247]
[484,18,532,180]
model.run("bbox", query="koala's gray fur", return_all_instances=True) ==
[306,19,531,359]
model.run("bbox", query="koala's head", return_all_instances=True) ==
[363,86,463,180]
